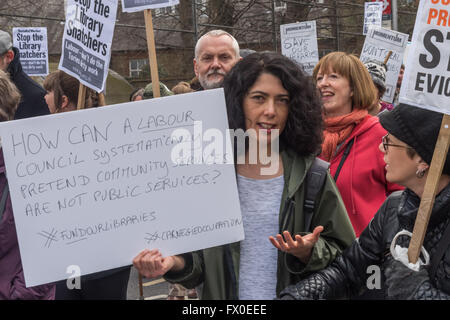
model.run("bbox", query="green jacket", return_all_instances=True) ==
[164,149,355,299]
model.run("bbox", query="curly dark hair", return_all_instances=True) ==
[223,51,323,157]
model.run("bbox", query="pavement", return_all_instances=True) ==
[126,266,169,300]
[126,266,199,300]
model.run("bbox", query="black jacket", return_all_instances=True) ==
[280,185,450,300]
[8,47,49,119]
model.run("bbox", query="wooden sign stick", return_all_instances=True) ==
[408,114,450,263]
[137,9,162,298]
[383,51,392,65]
[98,92,106,106]
[144,9,161,98]
[77,83,87,110]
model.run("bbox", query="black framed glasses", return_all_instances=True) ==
[382,134,413,152]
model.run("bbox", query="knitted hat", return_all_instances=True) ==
[0,30,12,55]
[364,60,387,91]
[379,103,450,175]
[143,82,173,99]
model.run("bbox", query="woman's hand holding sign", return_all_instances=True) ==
[133,249,185,279]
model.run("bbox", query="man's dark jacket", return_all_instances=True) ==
[7,47,49,119]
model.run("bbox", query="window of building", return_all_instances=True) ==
[129,59,148,78]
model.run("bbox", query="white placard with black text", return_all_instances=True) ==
[399,0,450,114]
[0,89,244,287]
[280,21,319,75]
[59,0,118,92]
[360,26,408,103]
[12,27,49,77]
[363,2,383,35]
[121,0,179,13]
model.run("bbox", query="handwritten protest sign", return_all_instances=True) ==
[280,21,319,75]
[59,0,118,93]
[121,0,179,13]
[12,28,49,76]
[399,0,450,115]
[363,2,383,35]
[0,89,244,287]
[360,26,408,102]
[372,0,392,29]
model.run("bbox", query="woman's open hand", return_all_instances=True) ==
[269,226,324,264]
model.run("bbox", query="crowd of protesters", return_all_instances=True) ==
[0,26,448,301]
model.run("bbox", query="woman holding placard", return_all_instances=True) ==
[313,51,403,237]
[133,52,356,300]
[279,103,450,300]
[43,70,132,300]
[0,70,55,299]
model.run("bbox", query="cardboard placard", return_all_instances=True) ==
[0,89,244,287]
[12,27,49,76]
[280,21,319,75]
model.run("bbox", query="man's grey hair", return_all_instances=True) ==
[194,30,240,60]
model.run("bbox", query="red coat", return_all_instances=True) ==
[321,115,403,236]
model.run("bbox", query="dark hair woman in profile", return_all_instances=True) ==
[280,103,450,300]
[132,52,355,300]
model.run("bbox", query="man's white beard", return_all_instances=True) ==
[199,70,226,90]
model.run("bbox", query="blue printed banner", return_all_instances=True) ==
[59,0,118,92]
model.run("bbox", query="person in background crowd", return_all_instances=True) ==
[393,64,405,107]
[280,103,450,300]
[0,30,49,119]
[314,52,403,238]
[189,76,202,92]
[142,81,173,99]
[0,70,55,299]
[171,81,194,95]
[132,52,355,300]
[129,87,144,102]
[43,70,131,300]
[363,60,394,115]
[193,29,241,90]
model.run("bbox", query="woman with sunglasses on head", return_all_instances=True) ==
[280,103,450,300]
[314,52,403,237]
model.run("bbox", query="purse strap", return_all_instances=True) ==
[334,138,354,182]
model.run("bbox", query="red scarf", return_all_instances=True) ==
[320,109,368,161]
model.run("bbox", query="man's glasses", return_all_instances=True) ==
[382,134,413,152]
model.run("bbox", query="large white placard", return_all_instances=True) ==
[12,27,49,77]
[121,0,179,13]
[360,26,409,103]
[399,0,450,114]
[363,2,383,35]
[280,21,319,75]
[59,0,118,93]
[0,89,244,287]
